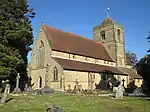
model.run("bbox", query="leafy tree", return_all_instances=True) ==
[126,51,138,68]
[0,0,35,90]
[136,55,150,90]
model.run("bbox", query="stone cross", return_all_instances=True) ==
[45,65,49,87]
[122,79,125,87]
[1,80,10,103]
[16,73,20,88]
[13,73,21,93]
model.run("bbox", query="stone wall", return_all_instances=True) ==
[28,26,64,91]
[114,75,128,88]
[63,70,101,90]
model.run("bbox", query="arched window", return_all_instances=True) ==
[38,76,42,88]
[38,40,45,67]
[117,29,121,36]
[117,29,121,42]
[54,67,58,81]
[100,31,105,40]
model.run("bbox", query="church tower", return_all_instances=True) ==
[93,16,126,67]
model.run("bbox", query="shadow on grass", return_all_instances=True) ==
[5,98,13,103]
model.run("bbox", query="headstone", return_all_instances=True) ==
[67,84,72,93]
[34,89,43,95]
[13,73,21,94]
[46,103,63,112]
[129,87,145,97]
[24,83,28,92]
[1,84,9,103]
[73,79,80,93]
[115,83,125,99]
[41,86,54,94]
[112,87,118,97]
[27,86,34,94]
[26,77,34,94]
[7,84,10,94]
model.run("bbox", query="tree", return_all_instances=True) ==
[0,0,35,90]
[136,55,150,90]
[126,51,138,68]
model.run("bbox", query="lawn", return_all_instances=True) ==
[0,93,150,112]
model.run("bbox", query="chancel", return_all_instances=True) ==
[27,13,142,91]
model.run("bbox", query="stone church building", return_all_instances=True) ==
[27,16,142,91]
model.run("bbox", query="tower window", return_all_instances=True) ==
[117,29,121,42]
[100,31,105,39]
[117,29,121,36]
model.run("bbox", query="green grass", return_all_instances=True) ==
[0,93,150,112]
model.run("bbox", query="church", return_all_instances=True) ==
[27,16,142,91]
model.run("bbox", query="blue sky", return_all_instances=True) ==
[27,0,150,63]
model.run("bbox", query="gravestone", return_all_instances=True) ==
[13,73,21,94]
[1,84,10,103]
[115,83,125,99]
[112,87,118,97]
[26,77,34,94]
[7,84,10,94]
[128,87,145,97]
[46,103,63,112]
[24,83,28,92]
[41,86,54,94]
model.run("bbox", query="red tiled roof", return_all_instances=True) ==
[43,25,113,61]
[119,67,142,79]
[53,57,127,75]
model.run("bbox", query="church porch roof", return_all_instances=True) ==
[118,67,142,79]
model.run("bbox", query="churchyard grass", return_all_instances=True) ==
[0,93,150,112]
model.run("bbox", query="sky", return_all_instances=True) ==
[27,0,150,63]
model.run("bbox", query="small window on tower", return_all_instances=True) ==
[117,29,121,42]
[100,31,105,39]
[117,29,121,36]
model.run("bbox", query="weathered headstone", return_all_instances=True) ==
[115,83,125,99]
[24,83,28,92]
[27,86,34,93]
[1,83,10,103]
[13,73,21,94]
[26,77,34,94]
[46,103,63,112]
[128,87,145,97]
[7,84,10,94]
[41,86,54,94]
